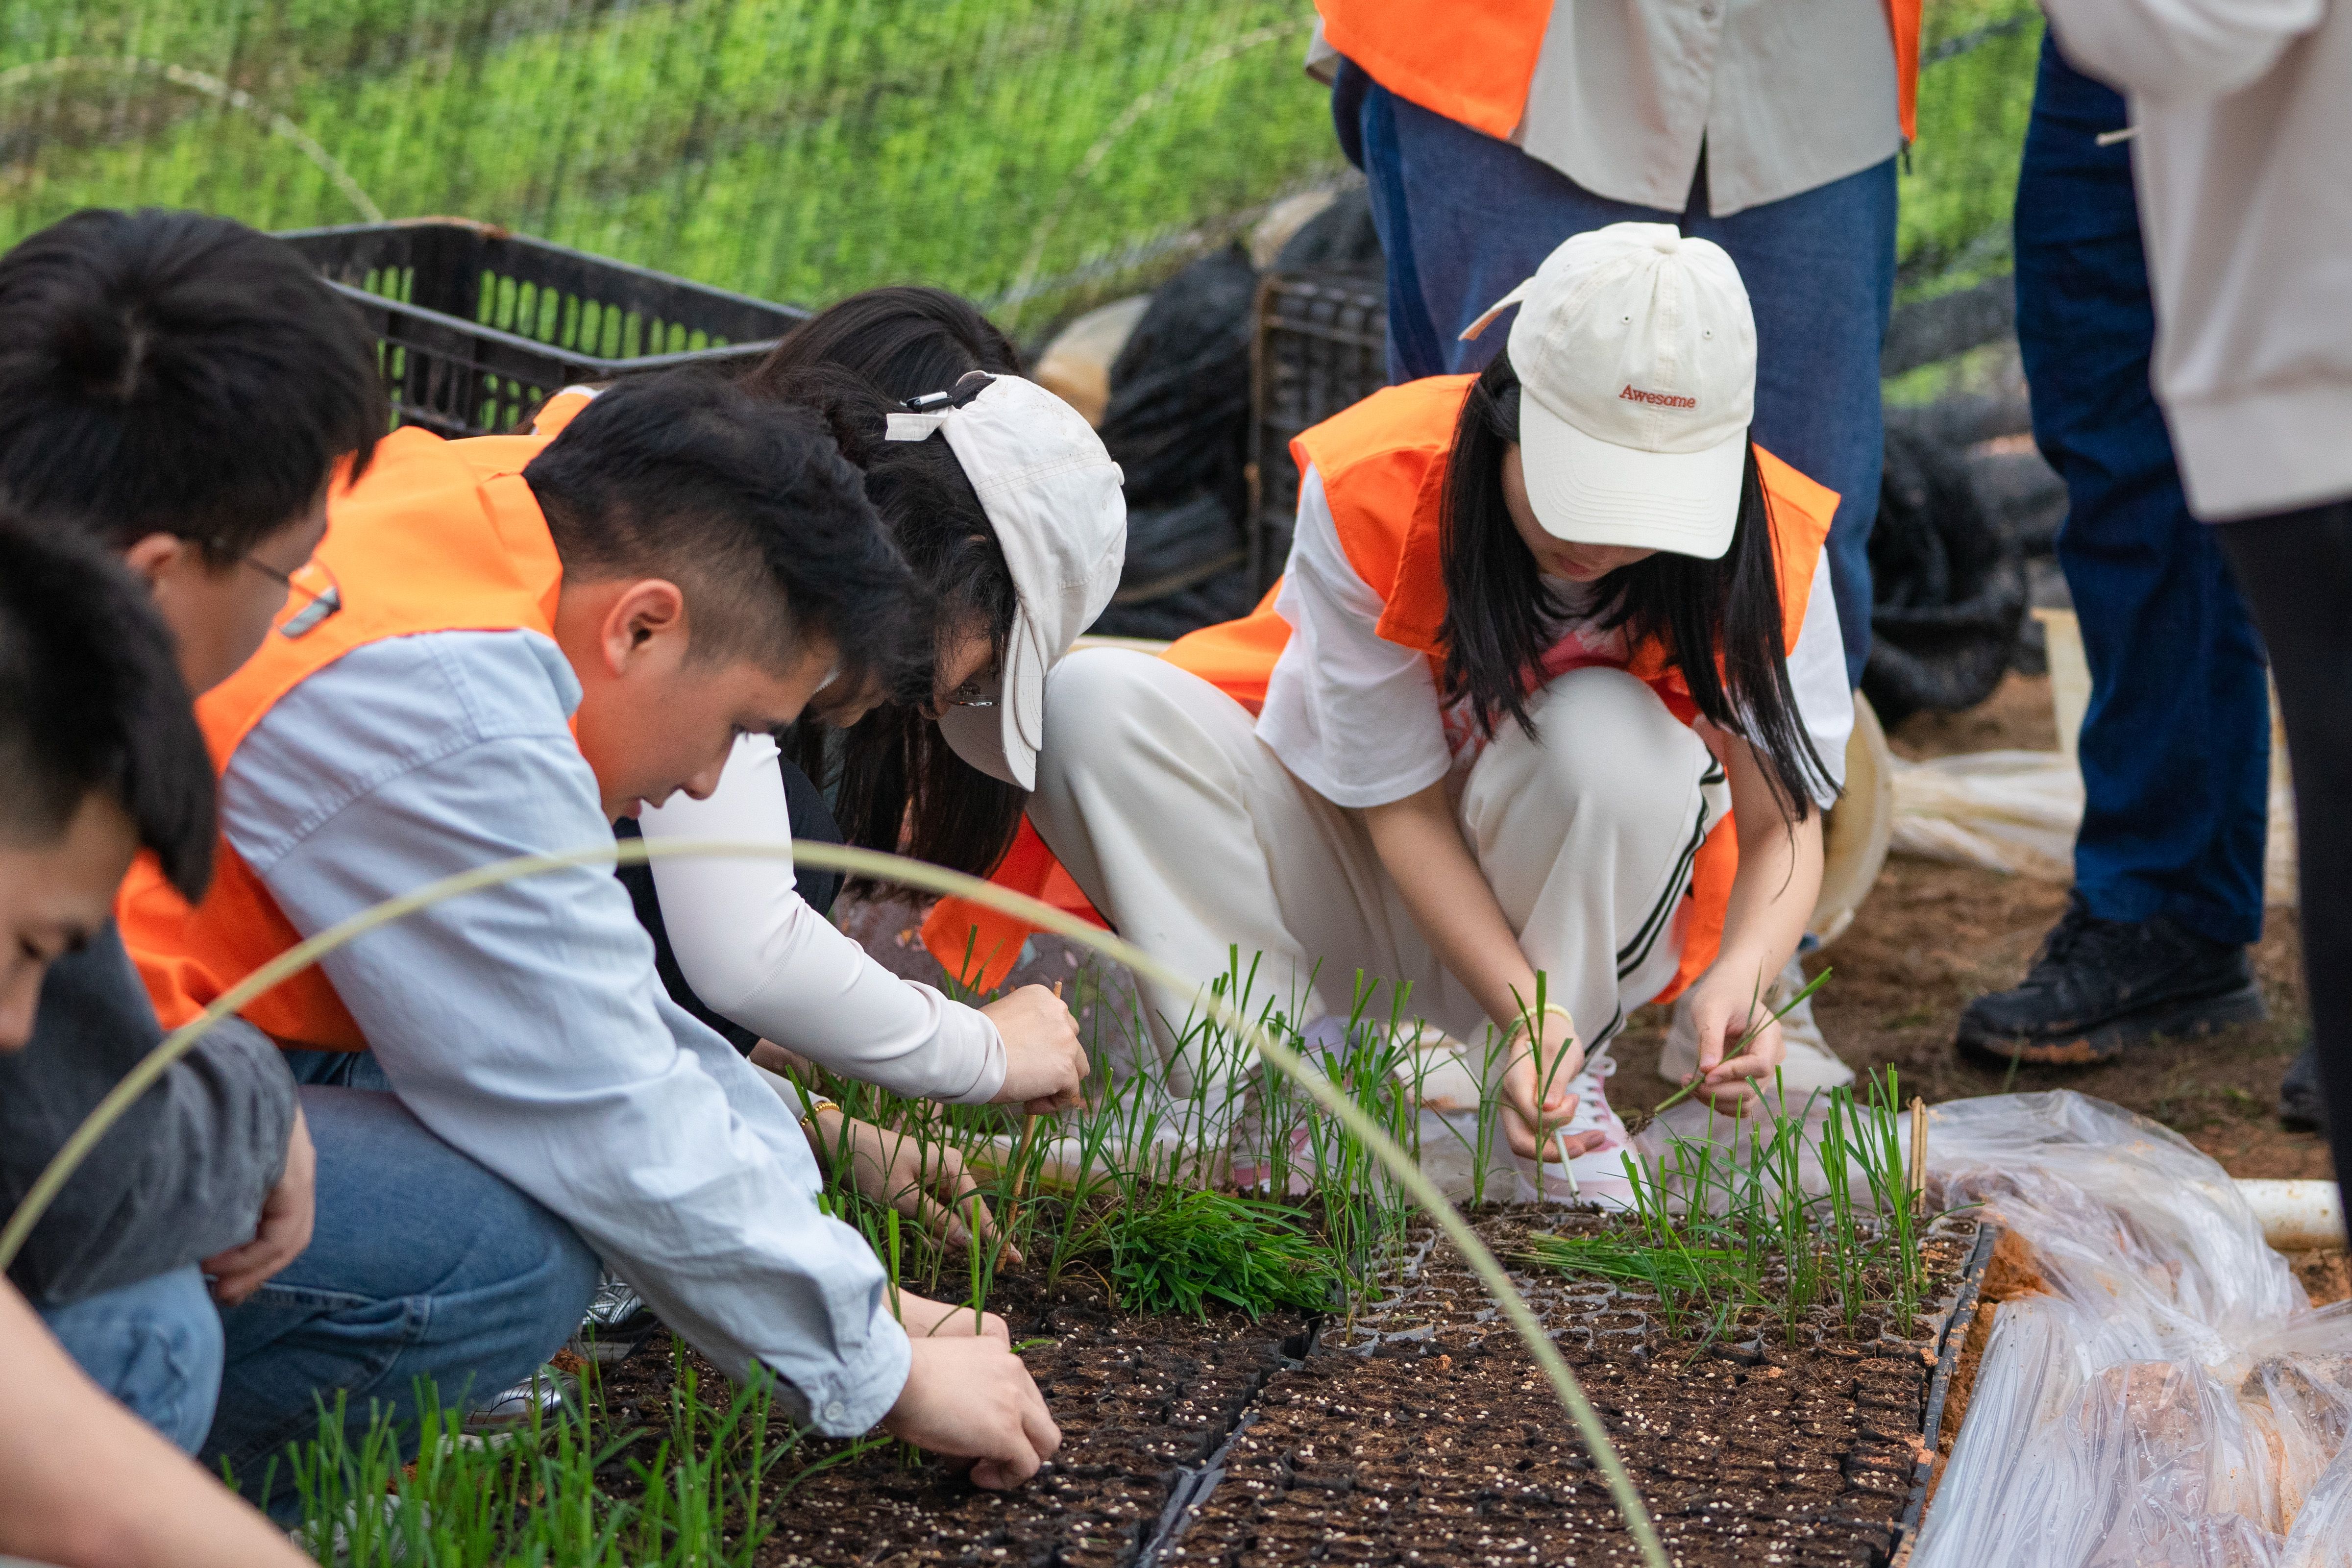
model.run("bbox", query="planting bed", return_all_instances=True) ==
[598,1271,1315,1568]
[1158,1210,1988,1568]
[593,1209,1984,1568]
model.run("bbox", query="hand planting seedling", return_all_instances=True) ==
[1622,966,1833,1137]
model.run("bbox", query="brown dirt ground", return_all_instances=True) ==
[1611,672,2331,1185]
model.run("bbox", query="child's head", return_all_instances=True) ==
[0,208,387,694]
[0,523,215,1051]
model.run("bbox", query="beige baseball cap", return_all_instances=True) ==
[1461,222,1756,561]
[888,373,1126,791]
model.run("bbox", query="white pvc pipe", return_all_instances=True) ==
[2236,1179,2347,1250]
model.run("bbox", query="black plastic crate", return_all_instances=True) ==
[277,220,807,438]
[1248,270,1387,593]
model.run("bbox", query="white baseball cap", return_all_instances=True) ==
[888,373,1126,790]
[1461,222,1756,561]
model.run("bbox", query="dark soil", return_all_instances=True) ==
[597,1271,1311,1568]
[1159,1211,1980,1568]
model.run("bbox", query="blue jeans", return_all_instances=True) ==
[37,1264,223,1453]
[201,1082,598,1512]
[2014,38,2269,945]
[1345,70,1896,686]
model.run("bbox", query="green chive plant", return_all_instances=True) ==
[1526,1067,1935,1347]
[283,1349,874,1568]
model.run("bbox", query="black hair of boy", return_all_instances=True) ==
[0,208,386,558]
[524,368,922,695]
[0,521,214,900]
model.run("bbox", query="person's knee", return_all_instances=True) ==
[1518,668,1705,824]
[1038,649,1211,795]
[38,1265,224,1453]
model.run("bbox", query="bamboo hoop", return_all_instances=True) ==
[0,837,1667,1568]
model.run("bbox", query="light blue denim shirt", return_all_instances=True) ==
[218,628,908,1435]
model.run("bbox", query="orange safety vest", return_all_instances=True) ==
[116,419,576,1050]
[924,374,1838,1005]
[1318,0,1924,147]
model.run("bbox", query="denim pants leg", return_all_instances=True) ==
[202,1084,598,1511]
[36,1264,223,1452]
[2014,37,2269,945]
[1355,77,1895,684]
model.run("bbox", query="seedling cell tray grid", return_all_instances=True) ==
[276,219,807,438]
[592,1209,1992,1568]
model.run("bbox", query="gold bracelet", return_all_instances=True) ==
[797,1097,841,1133]
[1505,1005,1578,1049]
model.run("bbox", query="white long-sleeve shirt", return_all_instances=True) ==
[219,630,908,1436]
[637,733,1007,1103]
[2038,0,2351,519]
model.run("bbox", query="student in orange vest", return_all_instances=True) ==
[534,292,1108,1264]
[101,365,1058,1502]
[0,523,314,1568]
[611,293,1104,1110]
[1311,0,1916,692]
[0,210,385,1456]
[1029,225,1853,1189]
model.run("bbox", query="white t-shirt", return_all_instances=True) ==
[1256,464,1852,811]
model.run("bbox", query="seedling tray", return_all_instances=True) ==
[592,1208,1986,1568]
[1151,1209,1991,1568]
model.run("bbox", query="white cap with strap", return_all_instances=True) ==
[887,372,1126,790]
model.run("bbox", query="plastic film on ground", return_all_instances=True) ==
[1913,1091,2352,1568]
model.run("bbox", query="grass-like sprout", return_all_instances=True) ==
[1106,1188,1342,1320]
[1624,966,1834,1133]
[1544,1061,1939,1348]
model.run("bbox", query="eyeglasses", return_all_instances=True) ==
[941,680,997,710]
[241,553,343,638]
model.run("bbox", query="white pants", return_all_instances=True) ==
[1030,650,1727,1083]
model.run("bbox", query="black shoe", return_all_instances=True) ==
[1956,893,2265,1065]
[2279,1039,2327,1132]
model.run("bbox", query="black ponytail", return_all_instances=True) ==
[1437,350,1837,821]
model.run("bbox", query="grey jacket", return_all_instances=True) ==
[0,923,296,1303]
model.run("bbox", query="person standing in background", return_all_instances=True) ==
[1954,36,2285,1100]
[2030,0,2350,1195]
[1309,0,1918,689]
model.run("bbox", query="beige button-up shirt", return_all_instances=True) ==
[1315,0,1902,218]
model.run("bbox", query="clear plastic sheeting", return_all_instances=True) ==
[1914,1092,2352,1568]
[1889,749,2082,879]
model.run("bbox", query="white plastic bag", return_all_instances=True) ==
[1913,1092,2352,1567]
[1889,749,2082,879]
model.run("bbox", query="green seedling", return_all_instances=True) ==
[1626,967,1833,1134]
[1105,1188,1341,1320]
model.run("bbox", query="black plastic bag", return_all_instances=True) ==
[1862,423,2029,727]
[1099,244,1258,519]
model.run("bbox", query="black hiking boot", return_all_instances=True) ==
[1956,893,2265,1065]
[2279,1038,2327,1132]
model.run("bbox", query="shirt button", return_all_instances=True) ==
[823,1400,847,1424]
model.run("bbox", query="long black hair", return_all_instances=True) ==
[1439,350,1835,821]
[745,289,1028,878]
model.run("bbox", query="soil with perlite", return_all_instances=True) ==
[599,1211,1982,1568]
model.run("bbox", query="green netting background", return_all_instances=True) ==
[0,0,2040,335]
